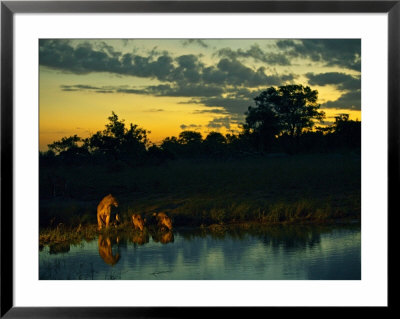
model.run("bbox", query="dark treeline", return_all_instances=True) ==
[40,84,361,168]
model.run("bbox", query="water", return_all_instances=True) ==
[39,224,361,280]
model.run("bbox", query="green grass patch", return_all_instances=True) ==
[40,152,361,230]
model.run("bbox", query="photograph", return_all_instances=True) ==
[38,38,361,280]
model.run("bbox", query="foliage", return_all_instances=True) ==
[178,130,202,145]
[84,111,150,163]
[243,98,281,151]
[203,132,227,156]
[41,84,360,167]
[332,114,361,148]
[46,112,150,165]
[245,85,326,152]
[48,135,81,154]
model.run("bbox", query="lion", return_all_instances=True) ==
[154,212,173,231]
[132,214,145,231]
[98,234,120,266]
[97,194,119,230]
[110,214,121,228]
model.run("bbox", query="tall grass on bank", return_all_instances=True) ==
[40,152,361,228]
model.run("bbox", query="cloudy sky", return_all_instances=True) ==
[39,39,361,150]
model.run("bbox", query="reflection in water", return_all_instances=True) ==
[49,242,70,254]
[152,230,174,244]
[131,231,150,245]
[39,224,360,280]
[131,229,174,245]
[98,234,120,266]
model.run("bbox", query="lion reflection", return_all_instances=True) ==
[152,230,174,244]
[98,234,120,266]
[131,231,149,245]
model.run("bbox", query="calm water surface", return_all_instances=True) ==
[39,224,360,280]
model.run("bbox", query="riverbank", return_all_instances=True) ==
[39,217,360,249]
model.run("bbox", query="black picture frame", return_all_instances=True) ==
[1,1,395,317]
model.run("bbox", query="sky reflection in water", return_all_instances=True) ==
[39,225,360,280]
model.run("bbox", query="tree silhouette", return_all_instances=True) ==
[82,112,150,164]
[105,112,125,140]
[41,105,360,168]
[160,136,181,158]
[203,132,227,156]
[48,134,81,154]
[247,85,325,141]
[178,131,203,145]
[244,101,280,152]
[332,113,361,148]
[204,132,226,145]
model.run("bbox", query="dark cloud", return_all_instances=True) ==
[61,84,101,93]
[169,54,205,83]
[40,40,123,75]
[304,71,361,110]
[60,88,78,92]
[182,39,209,48]
[181,87,266,115]
[216,58,276,87]
[180,124,202,130]
[193,108,228,114]
[126,83,224,97]
[323,90,361,110]
[95,90,114,94]
[120,53,175,81]
[205,113,245,131]
[276,39,361,71]
[114,87,145,94]
[201,58,294,87]
[186,96,253,115]
[61,84,114,94]
[305,72,361,91]
[47,39,360,114]
[217,44,291,65]
[143,108,164,112]
[40,40,175,81]
[206,117,232,129]
[61,82,224,98]
[59,63,293,115]
[147,46,169,59]
[94,41,123,59]
[61,84,100,90]
[42,40,292,91]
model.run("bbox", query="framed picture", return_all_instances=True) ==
[1,0,395,316]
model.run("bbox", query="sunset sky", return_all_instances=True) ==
[39,39,361,150]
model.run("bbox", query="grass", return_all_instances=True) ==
[39,152,361,239]
[39,221,137,248]
[39,218,360,250]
